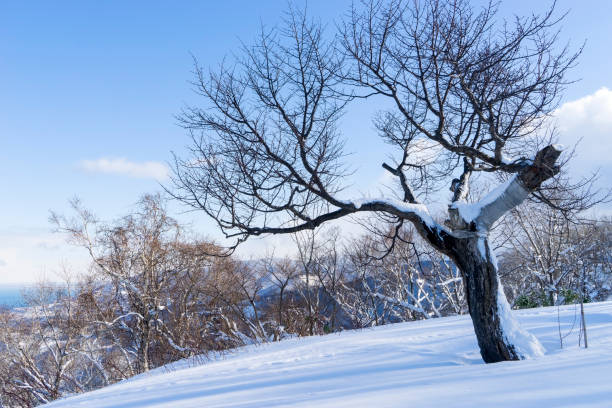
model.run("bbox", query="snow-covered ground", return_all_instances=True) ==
[45,302,612,408]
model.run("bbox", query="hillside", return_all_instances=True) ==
[45,302,612,408]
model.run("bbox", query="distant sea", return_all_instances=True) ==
[0,284,31,308]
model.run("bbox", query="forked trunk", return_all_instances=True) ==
[438,145,562,362]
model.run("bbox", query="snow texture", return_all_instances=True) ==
[44,301,612,408]
[496,277,546,359]
[551,144,565,151]
[349,198,437,228]
[452,175,516,220]
[476,237,545,359]
[451,175,528,229]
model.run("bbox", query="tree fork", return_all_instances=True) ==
[444,145,562,362]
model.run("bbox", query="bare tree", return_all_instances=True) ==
[499,207,612,307]
[499,203,576,306]
[51,195,231,372]
[259,256,298,339]
[309,228,350,332]
[222,260,270,342]
[171,1,590,362]
[344,225,465,323]
[292,230,326,336]
[0,277,108,407]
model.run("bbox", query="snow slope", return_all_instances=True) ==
[45,302,612,408]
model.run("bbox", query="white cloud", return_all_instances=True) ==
[553,88,612,165]
[551,87,612,209]
[78,158,169,181]
[555,88,612,133]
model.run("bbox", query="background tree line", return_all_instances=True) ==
[1,195,609,407]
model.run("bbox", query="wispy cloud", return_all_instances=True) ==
[78,158,169,181]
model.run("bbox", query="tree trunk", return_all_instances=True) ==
[452,236,545,362]
[439,145,561,362]
[139,319,151,372]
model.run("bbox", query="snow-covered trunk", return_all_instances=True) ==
[442,145,561,362]
[453,236,545,362]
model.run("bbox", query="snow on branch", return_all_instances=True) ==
[449,145,563,232]
[451,175,528,231]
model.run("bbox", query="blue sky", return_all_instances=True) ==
[1,1,611,283]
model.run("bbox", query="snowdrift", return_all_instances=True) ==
[45,301,612,408]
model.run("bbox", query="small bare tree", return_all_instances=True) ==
[499,207,612,307]
[344,225,465,323]
[0,278,107,407]
[259,256,298,339]
[171,1,593,362]
[51,195,228,372]
[499,203,577,306]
